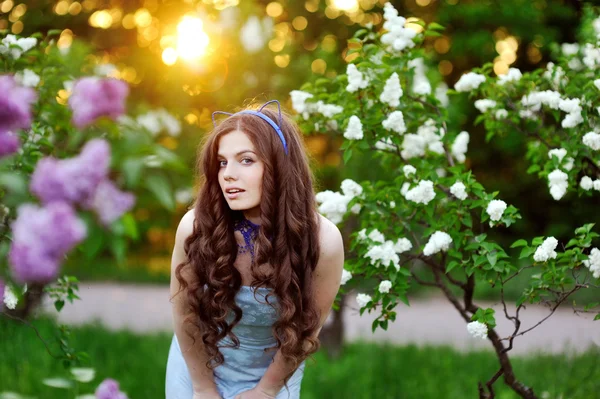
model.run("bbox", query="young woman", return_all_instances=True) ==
[165,101,345,399]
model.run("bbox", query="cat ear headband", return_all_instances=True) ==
[211,99,288,155]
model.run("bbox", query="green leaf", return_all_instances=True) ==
[487,252,498,267]
[425,30,443,37]
[595,313,600,321]
[343,149,353,164]
[144,174,175,211]
[510,239,528,248]
[446,260,459,273]
[519,246,536,259]
[54,300,64,312]
[428,22,445,31]
[526,164,541,174]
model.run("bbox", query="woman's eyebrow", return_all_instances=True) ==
[217,150,256,157]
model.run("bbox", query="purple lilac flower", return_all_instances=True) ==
[30,139,111,205]
[9,202,86,284]
[69,77,129,128]
[95,378,128,399]
[0,131,20,157]
[0,75,38,134]
[83,180,135,226]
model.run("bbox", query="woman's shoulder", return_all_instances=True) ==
[175,208,195,244]
[316,214,344,259]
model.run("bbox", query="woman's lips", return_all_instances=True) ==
[225,190,245,200]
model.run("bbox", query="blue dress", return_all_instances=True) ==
[165,286,305,399]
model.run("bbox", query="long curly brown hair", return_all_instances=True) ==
[174,104,322,378]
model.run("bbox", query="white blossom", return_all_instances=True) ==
[290,90,313,114]
[365,240,400,270]
[389,201,396,208]
[564,157,574,171]
[393,238,412,253]
[381,3,417,52]
[454,72,485,92]
[400,182,410,196]
[137,109,181,137]
[435,83,449,107]
[94,63,117,77]
[548,169,568,200]
[404,180,436,205]
[403,165,416,177]
[594,180,600,191]
[582,43,600,69]
[409,58,431,95]
[486,199,507,222]
[0,34,37,59]
[380,72,403,107]
[547,148,567,163]
[580,176,594,191]
[3,285,17,309]
[379,280,392,294]
[595,79,600,91]
[15,69,40,87]
[497,68,522,85]
[533,237,559,262]
[344,116,363,140]
[495,109,508,119]
[317,102,343,118]
[346,64,369,92]
[340,179,363,199]
[315,190,350,224]
[561,43,579,56]
[583,132,600,151]
[357,229,367,241]
[467,321,488,340]
[368,229,385,243]
[450,181,468,200]
[543,62,566,87]
[583,248,600,279]
[382,111,407,134]
[375,138,395,151]
[451,131,470,163]
[356,293,372,308]
[558,98,583,128]
[522,90,561,110]
[401,134,426,159]
[423,231,453,256]
[474,99,497,113]
[341,269,352,285]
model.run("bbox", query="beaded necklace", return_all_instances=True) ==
[233,217,260,263]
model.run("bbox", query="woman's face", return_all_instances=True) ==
[217,130,264,220]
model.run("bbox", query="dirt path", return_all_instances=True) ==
[39,282,600,355]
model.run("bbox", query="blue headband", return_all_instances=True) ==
[212,100,289,155]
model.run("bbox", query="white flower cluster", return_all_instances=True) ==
[543,62,566,87]
[583,43,600,69]
[365,240,400,270]
[404,180,436,205]
[497,68,522,85]
[558,98,583,128]
[3,285,18,310]
[521,90,561,111]
[474,99,497,113]
[356,293,372,308]
[290,90,313,114]
[137,109,181,137]
[467,321,488,340]
[583,132,600,151]
[401,119,444,159]
[346,64,369,93]
[450,181,468,200]
[454,72,485,92]
[423,231,453,256]
[380,72,403,107]
[344,115,364,140]
[315,179,363,224]
[533,237,559,262]
[451,131,470,163]
[341,269,352,285]
[381,3,417,52]
[435,83,449,107]
[548,169,569,200]
[382,110,407,134]
[495,109,509,119]
[486,199,507,222]
[394,237,413,253]
[0,34,37,59]
[562,43,579,56]
[547,148,574,172]
[408,58,432,95]
[379,280,392,294]
[580,176,600,191]
[15,69,40,88]
[403,165,416,178]
[583,248,600,279]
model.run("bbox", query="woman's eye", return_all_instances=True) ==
[218,160,227,167]
[241,158,253,165]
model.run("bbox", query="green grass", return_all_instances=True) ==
[1,317,599,399]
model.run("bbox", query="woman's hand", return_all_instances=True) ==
[233,387,277,399]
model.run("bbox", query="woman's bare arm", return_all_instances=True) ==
[170,210,220,396]
[255,215,345,396]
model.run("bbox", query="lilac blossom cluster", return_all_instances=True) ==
[95,378,129,399]
[0,75,38,157]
